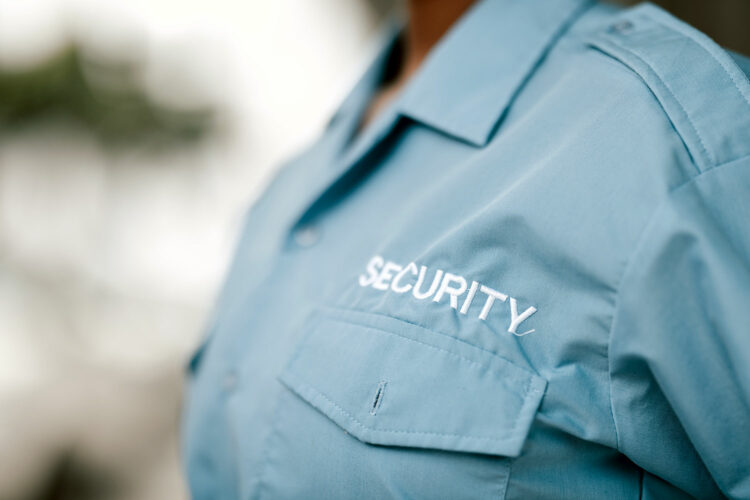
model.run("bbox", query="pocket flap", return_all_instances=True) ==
[279,308,546,457]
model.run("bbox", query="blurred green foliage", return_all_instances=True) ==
[0,44,215,147]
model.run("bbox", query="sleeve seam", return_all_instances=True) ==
[604,152,750,452]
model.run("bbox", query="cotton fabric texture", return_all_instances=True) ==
[182,0,750,498]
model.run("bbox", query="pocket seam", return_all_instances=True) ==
[280,307,547,448]
[281,369,534,444]
[316,305,542,379]
[328,315,538,391]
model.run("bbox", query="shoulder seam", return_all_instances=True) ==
[610,39,713,170]
[646,8,750,107]
[584,4,750,171]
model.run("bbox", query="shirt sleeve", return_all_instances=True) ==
[609,157,750,499]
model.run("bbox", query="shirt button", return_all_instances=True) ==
[608,20,634,34]
[223,371,237,392]
[292,223,320,248]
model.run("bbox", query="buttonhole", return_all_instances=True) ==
[370,381,387,416]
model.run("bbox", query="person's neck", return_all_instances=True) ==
[357,0,475,132]
[400,0,476,84]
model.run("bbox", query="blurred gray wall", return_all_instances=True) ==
[0,1,746,500]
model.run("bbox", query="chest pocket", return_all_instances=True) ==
[258,307,546,499]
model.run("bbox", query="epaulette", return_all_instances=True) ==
[586,3,750,172]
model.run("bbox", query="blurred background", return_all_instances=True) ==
[0,1,747,499]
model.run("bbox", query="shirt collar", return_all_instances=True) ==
[322,20,403,156]
[395,0,593,146]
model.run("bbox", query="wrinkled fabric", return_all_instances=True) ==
[182,1,750,498]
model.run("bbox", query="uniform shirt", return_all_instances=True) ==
[182,0,750,498]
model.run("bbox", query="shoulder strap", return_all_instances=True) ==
[586,3,750,171]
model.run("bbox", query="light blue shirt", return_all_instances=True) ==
[182,1,750,498]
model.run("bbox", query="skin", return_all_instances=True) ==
[358,0,477,131]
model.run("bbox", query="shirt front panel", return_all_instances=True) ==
[182,1,750,498]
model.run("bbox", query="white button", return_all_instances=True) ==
[293,224,320,247]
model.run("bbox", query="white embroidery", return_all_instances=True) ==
[391,262,418,293]
[478,285,507,320]
[459,280,480,314]
[433,272,467,309]
[508,297,537,336]
[412,266,444,300]
[358,255,538,335]
[373,261,401,291]
[358,255,384,287]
